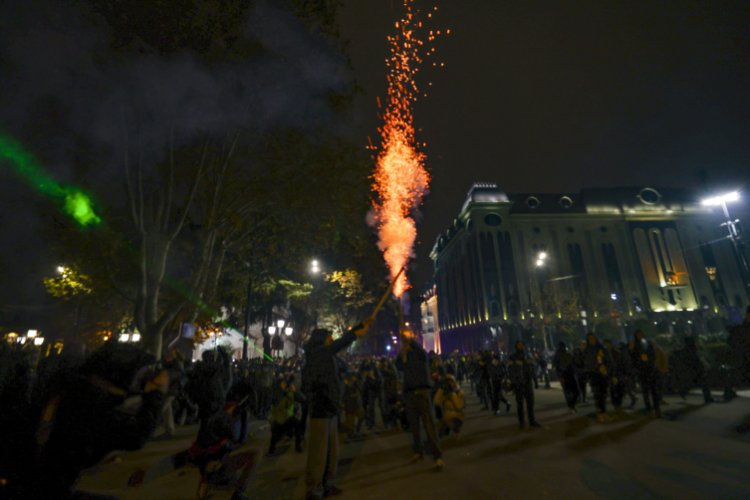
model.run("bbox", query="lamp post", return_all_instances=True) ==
[701,191,749,293]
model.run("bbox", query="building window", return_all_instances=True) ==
[525,196,540,209]
[705,266,717,281]
[484,214,502,226]
[638,187,661,205]
[559,196,573,209]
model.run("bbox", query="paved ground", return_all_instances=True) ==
[77,386,750,499]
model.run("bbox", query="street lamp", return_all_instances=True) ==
[268,325,277,335]
[701,190,749,292]
[131,333,141,342]
[33,337,45,346]
[310,259,321,275]
[535,251,548,268]
[27,329,38,339]
[284,326,293,337]
[276,319,286,330]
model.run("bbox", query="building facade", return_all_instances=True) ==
[428,184,750,353]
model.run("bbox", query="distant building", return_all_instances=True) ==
[428,184,750,353]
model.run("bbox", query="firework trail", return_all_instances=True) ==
[372,1,444,298]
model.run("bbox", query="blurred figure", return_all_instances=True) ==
[434,374,465,436]
[553,342,579,413]
[488,353,511,415]
[585,333,612,422]
[508,341,540,429]
[34,342,167,498]
[630,330,662,417]
[268,378,304,455]
[672,337,713,404]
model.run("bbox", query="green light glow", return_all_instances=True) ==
[0,133,101,226]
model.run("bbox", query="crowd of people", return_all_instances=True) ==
[1,306,748,499]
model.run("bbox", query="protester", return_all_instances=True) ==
[630,330,662,417]
[433,373,465,436]
[268,377,304,455]
[553,342,579,413]
[302,320,371,500]
[508,340,540,429]
[399,327,446,470]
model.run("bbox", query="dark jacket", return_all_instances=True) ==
[508,351,534,389]
[400,338,432,393]
[303,330,357,418]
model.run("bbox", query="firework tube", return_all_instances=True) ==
[367,267,405,324]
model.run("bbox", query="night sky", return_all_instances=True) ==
[338,0,750,289]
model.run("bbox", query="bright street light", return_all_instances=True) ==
[34,337,44,346]
[701,191,740,206]
[310,259,321,275]
[131,333,141,342]
[700,190,748,292]
[268,326,277,335]
[26,329,38,339]
[276,319,286,329]
[284,326,293,337]
[118,333,130,342]
[57,265,66,274]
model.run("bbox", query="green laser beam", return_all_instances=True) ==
[0,133,101,226]
[1,133,273,360]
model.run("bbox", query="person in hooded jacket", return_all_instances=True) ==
[302,320,370,500]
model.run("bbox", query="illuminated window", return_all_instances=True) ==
[705,266,717,281]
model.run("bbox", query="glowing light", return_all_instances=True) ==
[33,337,44,346]
[0,133,101,226]
[26,329,38,339]
[118,334,130,343]
[284,327,293,337]
[701,191,740,206]
[131,333,141,342]
[371,0,444,297]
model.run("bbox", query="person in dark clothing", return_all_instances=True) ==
[604,340,627,412]
[303,321,370,500]
[32,343,168,498]
[187,347,233,449]
[672,336,714,404]
[573,341,588,403]
[727,306,750,388]
[488,353,511,415]
[362,361,385,429]
[399,328,445,469]
[508,341,540,429]
[553,342,579,413]
[584,333,612,422]
[630,330,662,417]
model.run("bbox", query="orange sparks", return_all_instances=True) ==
[372,0,444,298]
